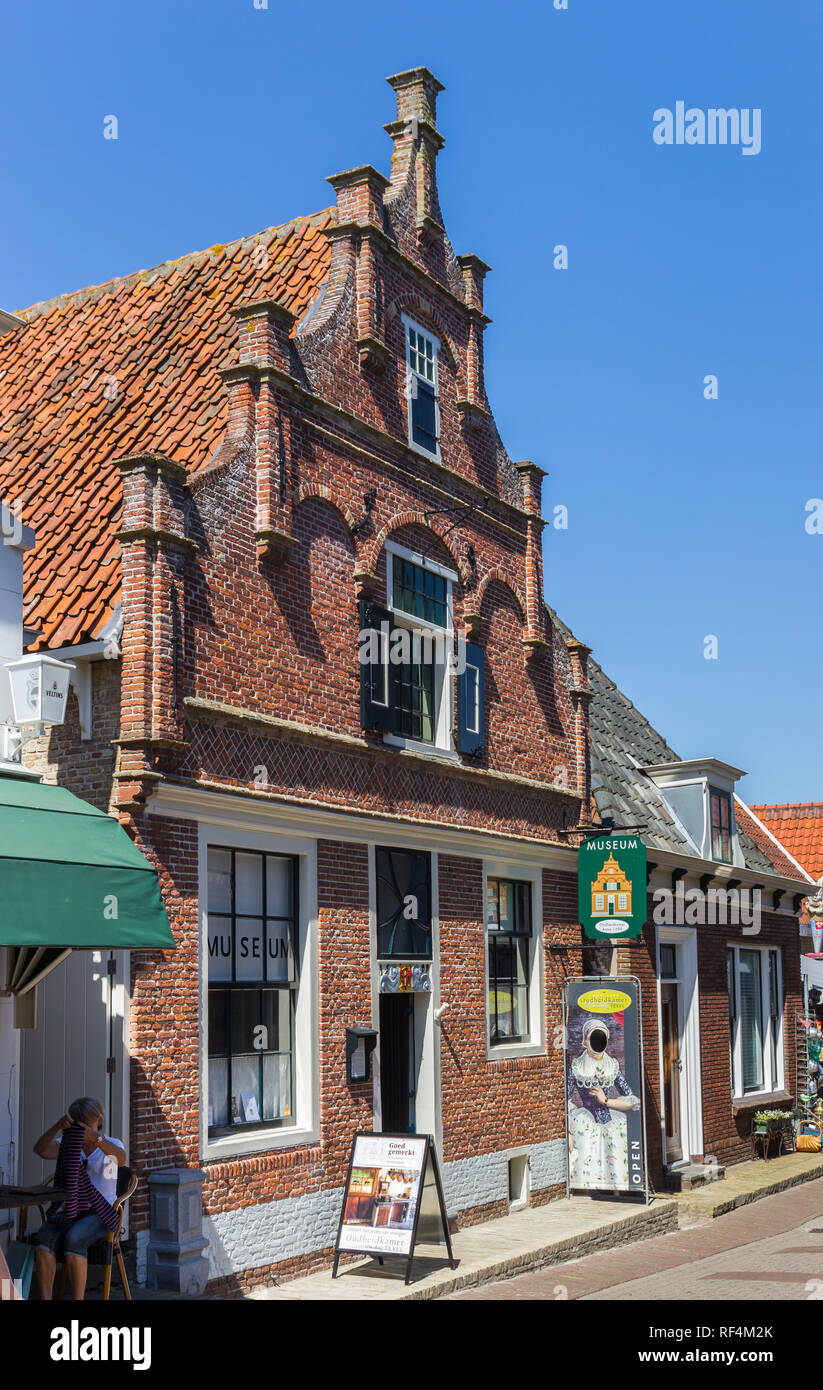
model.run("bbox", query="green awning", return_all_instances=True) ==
[0,772,175,950]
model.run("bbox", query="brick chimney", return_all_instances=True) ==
[566,637,593,811]
[385,67,445,237]
[326,166,392,370]
[515,461,548,659]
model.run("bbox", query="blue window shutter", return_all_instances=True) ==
[358,600,393,730]
[457,642,485,754]
[411,379,438,454]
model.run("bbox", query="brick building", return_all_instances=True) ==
[586,651,814,1182]
[0,69,602,1291]
[0,67,813,1294]
[748,802,823,1015]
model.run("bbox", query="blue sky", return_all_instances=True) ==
[3,0,820,804]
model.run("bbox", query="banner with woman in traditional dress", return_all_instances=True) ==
[564,980,646,1195]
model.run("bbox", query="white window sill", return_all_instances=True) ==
[486,1040,545,1062]
[406,436,442,465]
[202,1124,319,1162]
[383,733,459,761]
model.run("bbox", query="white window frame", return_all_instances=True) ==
[199,822,318,1160]
[402,314,441,461]
[483,860,544,1061]
[384,541,457,758]
[727,942,784,1101]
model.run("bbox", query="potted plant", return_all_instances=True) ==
[753,1109,792,1134]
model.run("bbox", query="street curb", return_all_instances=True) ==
[674,1156,823,1226]
[409,1200,681,1301]
[255,1197,680,1301]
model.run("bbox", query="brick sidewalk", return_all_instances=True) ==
[249,1195,678,1301]
[665,1149,823,1224]
[452,1176,823,1300]
[76,1148,823,1301]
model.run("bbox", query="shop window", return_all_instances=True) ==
[358,542,484,756]
[727,945,783,1097]
[207,847,298,1135]
[710,788,733,862]
[404,317,440,458]
[486,877,532,1045]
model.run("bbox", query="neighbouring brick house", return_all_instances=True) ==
[0,69,602,1291]
[584,649,814,1181]
[748,802,823,1017]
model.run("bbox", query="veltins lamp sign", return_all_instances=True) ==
[578,835,647,941]
[6,653,74,728]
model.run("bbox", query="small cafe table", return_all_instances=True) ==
[0,1184,67,1239]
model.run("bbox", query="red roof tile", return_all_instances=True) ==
[0,210,334,649]
[748,803,823,883]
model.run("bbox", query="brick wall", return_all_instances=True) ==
[438,860,581,1194]
[23,657,120,810]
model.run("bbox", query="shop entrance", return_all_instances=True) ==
[379,994,416,1134]
[661,982,683,1163]
[658,929,704,1167]
[19,949,128,1188]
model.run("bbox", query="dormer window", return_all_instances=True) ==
[644,758,745,867]
[403,316,440,459]
[710,787,733,863]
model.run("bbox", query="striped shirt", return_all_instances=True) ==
[46,1122,119,1233]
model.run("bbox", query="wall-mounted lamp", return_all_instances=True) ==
[3,653,75,761]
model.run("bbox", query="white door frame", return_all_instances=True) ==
[656,927,704,1165]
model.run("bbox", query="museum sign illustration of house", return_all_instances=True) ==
[591,854,632,918]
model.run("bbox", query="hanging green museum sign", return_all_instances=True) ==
[578,836,647,941]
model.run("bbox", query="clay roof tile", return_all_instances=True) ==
[1,208,333,647]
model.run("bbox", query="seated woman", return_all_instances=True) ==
[32,1097,126,1300]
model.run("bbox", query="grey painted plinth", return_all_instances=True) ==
[146,1168,210,1295]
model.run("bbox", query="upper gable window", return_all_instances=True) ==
[387,545,452,750]
[710,788,733,863]
[358,541,486,759]
[403,316,440,459]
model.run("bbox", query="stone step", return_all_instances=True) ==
[666,1162,726,1192]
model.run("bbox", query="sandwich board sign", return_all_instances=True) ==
[578,835,647,941]
[332,1132,456,1285]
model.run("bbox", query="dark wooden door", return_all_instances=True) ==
[661,983,682,1162]
[379,993,415,1133]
